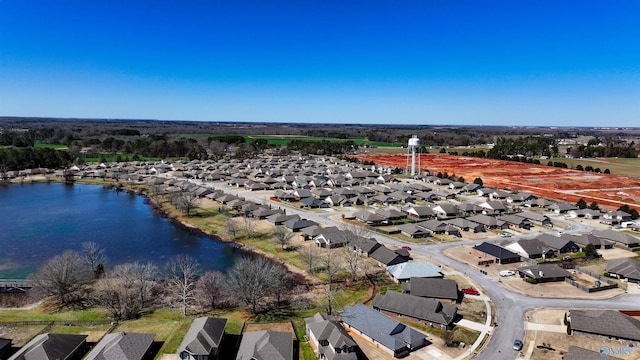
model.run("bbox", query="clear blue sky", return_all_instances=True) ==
[1,0,638,126]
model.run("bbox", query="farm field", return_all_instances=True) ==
[355,153,640,211]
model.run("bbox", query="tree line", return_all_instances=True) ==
[30,242,298,319]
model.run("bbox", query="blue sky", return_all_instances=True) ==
[1,1,638,126]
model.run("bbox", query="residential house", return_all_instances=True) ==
[375,208,406,221]
[478,200,507,215]
[396,223,430,238]
[497,214,533,229]
[536,234,579,253]
[339,303,427,358]
[456,203,484,216]
[571,234,614,249]
[235,331,293,360]
[401,277,459,302]
[602,210,633,225]
[86,332,155,360]
[563,346,622,360]
[507,238,555,259]
[416,220,461,236]
[431,204,459,219]
[9,334,87,360]
[402,205,435,219]
[567,209,601,219]
[507,192,536,203]
[568,310,640,342]
[466,215,509,230]
[304,313,358,360]
[592,230,640,248]
[513,211,553,228]
[0,339,11,360]
[373,291,458,328]
[517,263,572,283]
[369,246,410,268]
[314,230,351,249]
[352,210,387,226]
[386,262,442,282]
[283,218,317,232]
[299,197,328,209]
[473,242,521,264]
[177,317,227,360]
[301,225,339,241]
[606,258,640,283]
[547,202,578,214]
[445,218,484,233]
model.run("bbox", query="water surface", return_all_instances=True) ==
[0,182,236,278]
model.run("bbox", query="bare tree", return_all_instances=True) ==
[165,254,200,316]
[30,250,90,306]
[225,218,241,242]
[302,244,316,274]
[175,189,199,217]
[273,225,293,249]
[270,264,294,306]
[81,241,108,278]
[112,261,158,311]
[339,225,371,282]
[195,270,225,309]
[226,256,279,314]
[319,247,341,315]
[93,276,139,320]
[243,216,256,238]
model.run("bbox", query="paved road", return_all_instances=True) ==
[199,180,640,360]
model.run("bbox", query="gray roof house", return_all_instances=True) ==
[369,246,410,268]
[236,331,293,360]
[86,332,155,360]
[386,262,442,282]
[373,291,458,328]
[304,313,358,360]
[505,238,555,259]
[606,258,640,282]
[0,338,11,360]
[568,310,640,342]
[177,317,227,360]
[9,334,87,360]
[517,263,572,283]
[401,277,459,302]
[339,303,427,358]
[563,346,622,360]
[592,230,640,248]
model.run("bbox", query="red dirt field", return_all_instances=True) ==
[355,154,640,211]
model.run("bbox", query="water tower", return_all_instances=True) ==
[406,135,421,176]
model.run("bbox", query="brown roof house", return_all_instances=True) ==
[177,317,227,360]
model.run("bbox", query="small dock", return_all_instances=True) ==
[0,279,33,292]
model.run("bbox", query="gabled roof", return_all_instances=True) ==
[563,346,621,360]
[592,230,640,246]
[473,242,520,261]
[402,277,458,300]
[369,246,408,266]
[177,317,227,357]
[536,233,578,251]
[607,258,640,281]
[304,313,357,360]
[570,310,640,341]
[373,291,457,326]
[236,331,293,360]
[517,263,572,280]
[86,332,154,360]
[339,304,425,352]
[386,262,442,280]
[9,334,87,360]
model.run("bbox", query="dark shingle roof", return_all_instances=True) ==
[86,332,154,360]
[402,278,458,300]
[177,317,227,357]
[236,330,293,360]
[607,258,640,281]
[570,310,640,341]
[339,304,425,352]
[9,334,87,360]
[373,291,457,326]
[473,242,520,261]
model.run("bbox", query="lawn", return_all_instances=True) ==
[548,157,640,178]
[33,141,68,149]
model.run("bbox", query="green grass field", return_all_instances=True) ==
[181,133,403,147]
[33,141,68,149]
[548,157,640,178]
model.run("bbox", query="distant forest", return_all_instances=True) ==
[0,117,638,171]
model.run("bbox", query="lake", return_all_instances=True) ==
[0,182,237,279]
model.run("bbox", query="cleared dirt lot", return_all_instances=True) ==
[355,154,640,211]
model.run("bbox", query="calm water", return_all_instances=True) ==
[0,182,237,279]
